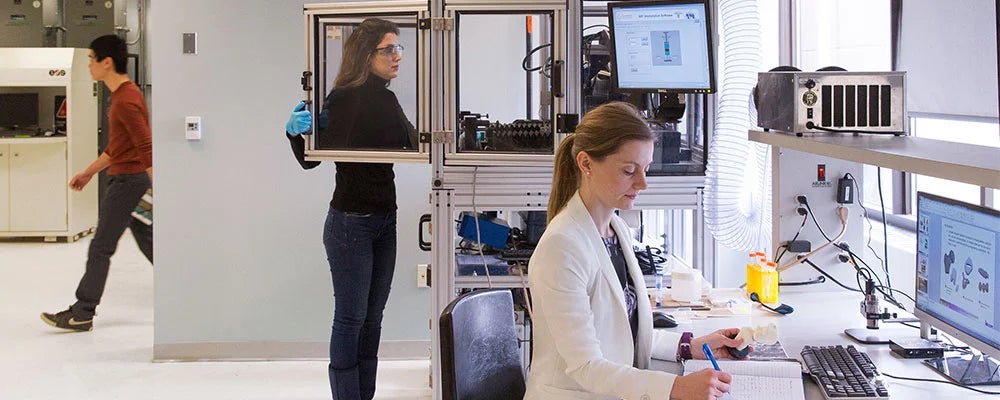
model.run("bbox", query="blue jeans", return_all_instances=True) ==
[324,207,397,400]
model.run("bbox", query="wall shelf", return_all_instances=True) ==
[749,130,1000,189]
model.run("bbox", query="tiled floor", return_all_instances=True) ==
[0,232,431,399]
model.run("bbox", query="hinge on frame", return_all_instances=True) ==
[420,131,454,144]
[418,17,453,31]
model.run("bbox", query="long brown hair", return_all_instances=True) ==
[334,18,400,89]
[547,102,655,222]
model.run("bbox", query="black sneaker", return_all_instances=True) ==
[41,309,93,332]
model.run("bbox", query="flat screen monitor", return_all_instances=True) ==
[0,93,40,129]
[607,0,716,94]
[914,192,1000,375]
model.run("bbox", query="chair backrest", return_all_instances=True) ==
[439,289,526,400]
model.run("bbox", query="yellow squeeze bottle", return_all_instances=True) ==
[758,261,779,303]
[746,252,763,299]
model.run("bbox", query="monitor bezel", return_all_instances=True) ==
[913,191,1000,361]
[606,0,717,94]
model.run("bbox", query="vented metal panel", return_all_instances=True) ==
[64,0,116,48]
[0,1,44,47]
[820,84,895,128]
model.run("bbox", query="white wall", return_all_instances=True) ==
[149,0,432,358]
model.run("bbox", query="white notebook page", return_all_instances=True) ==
[683,360,805,400]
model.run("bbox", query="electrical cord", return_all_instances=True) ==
[804,122,900,135]
[471,166,493,288]
[880,372,1000,395]
[778,276,827,286]
[843,172,887,276]
[777,206,849,272]
[801,258,862,292]
[775,214,808,264]
[875,167,892,289]
[521,43,553,72]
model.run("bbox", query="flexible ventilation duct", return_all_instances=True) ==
[704,0,771,253]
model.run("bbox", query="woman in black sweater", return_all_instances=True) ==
[285,18,412,400]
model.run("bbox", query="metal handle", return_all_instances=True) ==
[418,214,432,251]
[552,60,564,98]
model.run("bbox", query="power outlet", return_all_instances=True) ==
[417,264,429,288]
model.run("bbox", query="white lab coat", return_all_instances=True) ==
[525,192,682,400]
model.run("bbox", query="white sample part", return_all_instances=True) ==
[753,322,779,345]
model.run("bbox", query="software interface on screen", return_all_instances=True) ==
[609,1,713,91]
[916,193,1000,353]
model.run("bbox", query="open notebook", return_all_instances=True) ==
[683,359,805,400]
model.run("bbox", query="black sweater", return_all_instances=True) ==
[287,74,414,214]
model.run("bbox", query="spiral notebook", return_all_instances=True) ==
[683,359,805,400]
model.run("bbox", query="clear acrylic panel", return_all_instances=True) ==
[456,12,555,155]
[315,16,419,151]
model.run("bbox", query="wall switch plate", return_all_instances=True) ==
[185,116,202,140]
[183,32,197,54]
[417,264,429,288]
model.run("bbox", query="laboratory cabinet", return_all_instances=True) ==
[0,48,98,241]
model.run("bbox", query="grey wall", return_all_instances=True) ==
[149,0,432,354]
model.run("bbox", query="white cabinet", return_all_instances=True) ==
[0,48,98,241]
[8,142,68,231]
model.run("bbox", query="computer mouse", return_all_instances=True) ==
[652,311,677,328]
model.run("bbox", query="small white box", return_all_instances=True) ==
[185,116,202,140]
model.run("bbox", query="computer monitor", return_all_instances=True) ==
[914,191,1000,384]
[0,93,40,129]
[607,0,716,94]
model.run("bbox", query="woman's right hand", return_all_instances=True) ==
[669,369,732,400]
[285,101,312,135]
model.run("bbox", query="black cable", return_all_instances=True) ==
[775,214,808,264]
[804,122,900,135]
[521,43,552,72]
[778,276,826,286]
[582,24,610,32]
[802,258,862,292]
[844,172,887,275]
[899,322,921,329]
[881,372,1000,395]
[876,167,892,289]
[803,202,833,242]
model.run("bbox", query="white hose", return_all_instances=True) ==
[704,0,772,253]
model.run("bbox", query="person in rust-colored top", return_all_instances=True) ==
[41,35,153,332]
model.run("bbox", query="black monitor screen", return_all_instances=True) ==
[0,93,40,128]
[915,192,1000,360]
[607,0,716,93]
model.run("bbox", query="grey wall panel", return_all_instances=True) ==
[149,0,432,352]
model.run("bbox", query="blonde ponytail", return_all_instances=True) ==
[545,102,656,223]
[547,135,579,222]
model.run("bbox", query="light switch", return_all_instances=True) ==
[186,116,202,140]
[183,33,197,54]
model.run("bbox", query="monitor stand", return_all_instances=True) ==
[844,326,912,344]
[923,354,1000,385]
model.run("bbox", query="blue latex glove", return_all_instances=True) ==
[285,101,312,135]
[318,108,329,131]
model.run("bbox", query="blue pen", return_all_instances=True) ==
[702,343,721,371]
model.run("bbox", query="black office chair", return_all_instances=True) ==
[439,289,526,400]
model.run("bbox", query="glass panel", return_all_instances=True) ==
[456,12,554,154]
[795,0,890,71]
[862,165,895,213]
[0,87,65,136]
[909,116,999,209]
[314,16,419,151]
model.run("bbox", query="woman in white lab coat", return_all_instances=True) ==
[525,102,743,400]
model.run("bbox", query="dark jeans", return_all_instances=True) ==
[71,173,153,319]
[324,207,397,400]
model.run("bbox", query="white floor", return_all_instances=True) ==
[0,232,432,400]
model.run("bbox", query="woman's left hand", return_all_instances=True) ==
[690,328,746,359]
